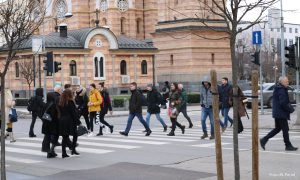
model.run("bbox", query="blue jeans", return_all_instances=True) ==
[124,113,150,134]
[201,107,224,135]
[145,112,167,128]
[201,107,214,135]
[221,108,233,127]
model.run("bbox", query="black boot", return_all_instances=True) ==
[96,127,103,136]
[260,138,267,150]
[167,131,175,136]
[109,125,114,134]
[286,145,298,151]
[62,139,69,158]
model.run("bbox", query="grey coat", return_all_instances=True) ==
[200,76,213,108]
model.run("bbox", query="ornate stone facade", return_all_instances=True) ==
[1,0,231,97]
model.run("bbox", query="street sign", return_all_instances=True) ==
[252,31,262,45]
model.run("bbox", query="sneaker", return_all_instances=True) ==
[96,133,103,136]
[222,126,227,133]
[119,131,128,136]
[209,135,215,140]
[145,130,152,136]
[201,133,208,139]
[29,134,37,138]
[285,145,298,151]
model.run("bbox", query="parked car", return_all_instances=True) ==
[243,83,296,108]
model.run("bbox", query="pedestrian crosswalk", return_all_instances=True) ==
[4,127,300,166]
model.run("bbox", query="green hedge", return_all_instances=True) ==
[112,99,125,108]
[15,98,29,106]
[187,94,200,104]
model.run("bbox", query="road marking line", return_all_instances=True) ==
[79,137,168,145]
[18,138,139,149]
[260,150,300,156]
[108,134,196,142]
[6,156,42,164]
[191,142,231,148]
[5,147,54,157]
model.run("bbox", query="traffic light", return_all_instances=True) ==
[251,51,260,65]
[54,61,62,73]
[285,44,296,69]
[43,52,53,76]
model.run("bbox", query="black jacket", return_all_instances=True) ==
[272,84,292,120]
[147,88,161,114]
[42,92,60,135]
[75,88,89,114]
[58,100,81,136]
[32,95,46,117]
[100,89,112,114]
[219,84,233,108]
[129,89,142,114]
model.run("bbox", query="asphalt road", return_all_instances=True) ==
[4,109,300,180]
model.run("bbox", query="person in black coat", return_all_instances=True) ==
[97,82,114,136]
[260,77,298,151]
[58,89,81,158]
[218,77,233,128]
[75,86,90,130]
[120,82,151,136]
[145,84,167,132]
[42,90,60,158]
[29,88,45,137]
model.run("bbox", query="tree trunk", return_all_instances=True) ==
[28,84,31,98]
[1,75,7,180]
[230,35,240,180]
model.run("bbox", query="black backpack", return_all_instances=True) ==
[27,97,39,112]
[138,90,148,107]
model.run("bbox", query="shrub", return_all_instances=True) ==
[187,94,200,103]
[112,99,125,107]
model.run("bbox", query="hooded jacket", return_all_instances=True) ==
[75,88,89,112]
[146,86,161,114]
[129,89,142,114]
[100,88,112,115]
[200,76,213,108]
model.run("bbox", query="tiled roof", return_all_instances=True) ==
[0,27,156,51]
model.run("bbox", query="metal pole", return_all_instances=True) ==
[33,55,37,96]
[280,0,285,76]
[258,45,264,114]
[296,37,300,125]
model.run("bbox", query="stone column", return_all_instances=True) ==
[60,54,64,86]
[84,54,88,88]
[133,54,138,82]
[112,55,116,88]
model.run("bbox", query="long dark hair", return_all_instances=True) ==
[36,88,43,97]
[171,82,179,92]
[59,89,73,107]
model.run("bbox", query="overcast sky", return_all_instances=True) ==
[243,0,300,24]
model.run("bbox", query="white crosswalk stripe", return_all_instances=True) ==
[4,127,299,166]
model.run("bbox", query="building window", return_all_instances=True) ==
[118,0,129,12]
[69,60,77,76]
[277,38,281,55]
[94,54,105,79]
[141,60,147,74]
[284,27,286,33]
[175,0,179,5]
[211,53,215,64]
[170,54,174,65]
[136,19,141,34]
[289,39,293,45]
[271,38,274,45]
[289,28,292,33]
[100,0,108,12]
[120,60,127,75]
[284,39,287,46]
[102,18,107,26]
[296,28,298,33]
[121,17,125,34]
[277,28,280,32]
[96,39,102,47]
[56,0,67,19]
[271,28,273,32]
[15,62,19,78]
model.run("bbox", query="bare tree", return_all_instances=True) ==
[196,0,278,179]
[0,0,45,179]
[19,60,37,98]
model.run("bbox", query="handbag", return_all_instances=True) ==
[9,108,18,123]
[41,102,53,122]
[287,103,295,113]
[77,124,88,136]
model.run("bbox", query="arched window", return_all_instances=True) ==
[121,17,125,34]
[94,53,105,80]
[69,60,77,76]
[15,62,19,78]
[56,0,67,19]
[141,60,147,74]
[102,18,107,26]
[120,60,127,75]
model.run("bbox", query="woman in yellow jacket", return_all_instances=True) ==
[87,83,103,136]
